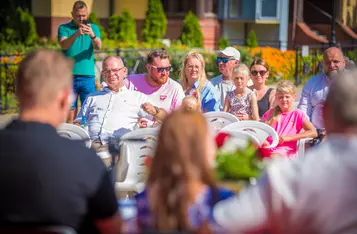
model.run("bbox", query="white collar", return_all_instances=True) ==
[102,85,128,93]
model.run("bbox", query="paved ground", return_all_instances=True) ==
[0,85,303,128]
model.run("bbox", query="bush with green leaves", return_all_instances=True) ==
[6,8,38,46]
[88,12,107,40]
[141,0,167,43]
[178,11,204,48]
[245,29,259,48]
[218,37,230,50]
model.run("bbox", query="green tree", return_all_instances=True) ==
[108,15,120,40]
[88,12,107,40]
[218,37,229,50]
[141,0,167,43]
[245,29,259,48]
[178,11,204,48]
[117,9,137,43]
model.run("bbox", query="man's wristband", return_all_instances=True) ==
[90,35,96,40]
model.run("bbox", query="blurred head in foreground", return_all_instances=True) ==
[146,108,216,232]
[16,49,74,127]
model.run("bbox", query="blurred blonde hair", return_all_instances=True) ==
[182,90,202,111]
[266,80,296,125]
[15,49,73,109]
[146,108,217,232]
[232,64,250,80]
[179,51,208,93]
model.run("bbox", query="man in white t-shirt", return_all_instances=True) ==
[125,49,185,114]
[75,56,163,165]
[210,47,252,108]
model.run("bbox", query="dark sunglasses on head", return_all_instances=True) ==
[217,57,235,63]
[150,64,171,73]
[251,70,268,76]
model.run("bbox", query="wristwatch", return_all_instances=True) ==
[90,35,96,40]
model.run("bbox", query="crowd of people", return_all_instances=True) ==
[0,1,356,233]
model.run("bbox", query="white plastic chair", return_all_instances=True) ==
[57,123,91,148]
[115,128,159,194]
[219,120,279,148]
[203,112,239,135]
[296,138,314,158]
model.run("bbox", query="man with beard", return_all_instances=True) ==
[75,56,164,166]
[298,47,346,140]
[125,49,185,114]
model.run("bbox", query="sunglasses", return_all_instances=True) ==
[251,70,268,76]
[217,57,235,63]
[150,64,171,73]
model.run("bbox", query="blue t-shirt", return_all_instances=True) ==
[58,21,100,76]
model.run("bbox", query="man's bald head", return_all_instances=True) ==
[101,56,127,92]
[323,47,346,78]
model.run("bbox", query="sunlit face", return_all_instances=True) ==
[146,57,171,86]
[276,91,296,111]
[323,49,346,78]
[233,71,250,89]
[71,7,88,26]
[250,64,269,85]
[185,57,202,84]
[102,58,127,91]
[217,53,239,77]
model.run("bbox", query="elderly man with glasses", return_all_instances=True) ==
[210,47,253,108]
[74,56,164,166]
[125,49,185,115]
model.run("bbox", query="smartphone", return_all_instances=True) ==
[82,20,89,25]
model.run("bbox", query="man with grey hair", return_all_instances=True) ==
[214,69,357,234]
[75,55,165,166]
[210,46,241,108]
[0,50,120,234]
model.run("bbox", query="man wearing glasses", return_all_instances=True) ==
[75,56,163,166]
[211,47,250,108]
[125,49,185,114]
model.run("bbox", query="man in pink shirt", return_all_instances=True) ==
[125,49,185,113]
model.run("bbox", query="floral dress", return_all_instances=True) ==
[226,90,253,116]
[125,186,234,233]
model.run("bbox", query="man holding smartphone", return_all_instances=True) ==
[58,1,102,123]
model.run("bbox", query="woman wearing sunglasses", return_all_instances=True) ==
[249,58,276,117]
[179,51,221,112]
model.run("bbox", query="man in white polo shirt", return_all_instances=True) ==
[210,47,252,108]
[74,56,163,165]
[125,49,185,114]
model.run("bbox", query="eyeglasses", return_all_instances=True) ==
[102,67,125,74]
[150,64,171,73]
[251,70,268,76]
[217,57,235,63]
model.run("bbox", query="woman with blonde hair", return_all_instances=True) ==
[179,51,221,112]
[262,80,317,158]
[134,108,234,233]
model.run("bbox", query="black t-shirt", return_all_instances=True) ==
[0,120,118,234]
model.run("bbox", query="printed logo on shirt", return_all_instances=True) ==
[160,95,167,101]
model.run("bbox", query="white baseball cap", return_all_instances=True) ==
[218,47,240,60]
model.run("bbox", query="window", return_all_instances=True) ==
[261,0,277,17]
[229,0,243,18]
